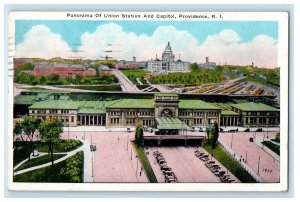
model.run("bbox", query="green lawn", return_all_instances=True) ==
[203,144,256,183]
[262,141,280,155]
[121,69,149,84]
[13,146,29,166]
[36,139,82,153]
[14,140,82,166]
[149,71,224,85]
[60,85,122,91]
[15,154,66,171]
[132,142,158,183]
[14,151,83,183]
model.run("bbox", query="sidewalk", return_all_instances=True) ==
[254,137,280,161]
[82,139,93,182]
[63,126,136,132]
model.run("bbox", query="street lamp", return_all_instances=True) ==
[230,133,234,148]
[127,134,129,151]
[67,123,70,140]
[136,155,138,175]
[245,151,247,163]
[257,155,261,175]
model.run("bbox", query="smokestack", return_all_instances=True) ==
[206,57,209,63]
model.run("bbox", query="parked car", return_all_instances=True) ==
[90,144,96,151]
[256,128,263,132]
[244,128,250,132]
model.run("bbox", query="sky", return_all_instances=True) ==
[15,20,278,68]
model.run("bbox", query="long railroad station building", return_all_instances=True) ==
[15,92,280,132]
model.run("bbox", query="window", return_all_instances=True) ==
[71,116,74,123]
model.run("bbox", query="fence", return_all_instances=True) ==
[218,141,263,183]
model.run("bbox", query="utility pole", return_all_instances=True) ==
[127,134,129,151]
[230,133,233,148]
[257,155,261,175]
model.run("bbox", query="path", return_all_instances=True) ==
[13,142,84,176]
[112,70,139,92]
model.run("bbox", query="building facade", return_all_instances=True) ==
[24,92,280,130]
[28,63,97,78]
[147,42,190,72]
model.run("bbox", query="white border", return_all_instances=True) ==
[7,11,289,192]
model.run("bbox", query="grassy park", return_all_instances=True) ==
[15,154,66,171]
[14,151,84,183]
[121,69,150,84]
[60,84,122,91]
[13,140,82,166]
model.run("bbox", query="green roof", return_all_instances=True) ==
[77,101,107,114]
[14,94,38,105]
[78,108,106,114]
[221,110,239,116]
[155,93,178,97]
[231,102,279,112]
[106,99,154,109]
[29,100,80,110]
[179,100,221,110]
[155,117,188,130]
[36,93,49,101]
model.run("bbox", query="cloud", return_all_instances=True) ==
[16,23,278,68]
[16,25,74,59]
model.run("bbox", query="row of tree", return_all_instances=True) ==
[14,72,118,85]
[14,116,63,166]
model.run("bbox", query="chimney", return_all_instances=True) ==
[54,94,60,100]
[206,57,209,63]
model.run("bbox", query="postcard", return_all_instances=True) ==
[7,11,288,191]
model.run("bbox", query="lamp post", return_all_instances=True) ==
[257,155,261,175]
[245,151,247,163]
[136,155,138,175]
[131,148,132,160]
[127,134,129,151]
[91,135,94,178]
[230,132,234,148]
[68,123,70,140]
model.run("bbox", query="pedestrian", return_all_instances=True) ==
[118,137,119,141]
[140,171,142,176]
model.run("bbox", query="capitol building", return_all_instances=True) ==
[147,42,190,72]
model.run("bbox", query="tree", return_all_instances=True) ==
[13,116,40,161]
[211,121,219,148]
[135,123,144,147]
[189,63,199,72]
[38,117,63,165]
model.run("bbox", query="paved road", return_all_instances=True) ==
[219,132,280,182]
[147,146,239,183]
[112,70,139,92]
[61,131,148,183]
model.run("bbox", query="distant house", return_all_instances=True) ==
[115,57,139,70]
[31,63,96,77]
[98,65,112,73]
[198,57,216,70]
